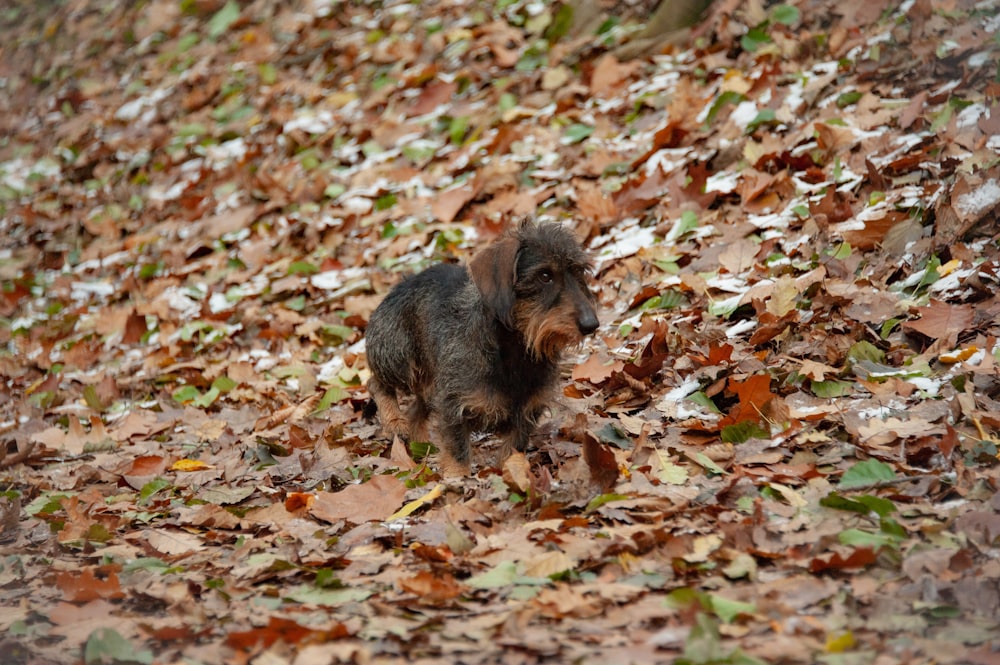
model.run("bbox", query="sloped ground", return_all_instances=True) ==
[1,0,1000,663]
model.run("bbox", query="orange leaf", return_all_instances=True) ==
[125,455,167,476]
[284,492,315,512]
[399,570,465,604]
[721,374,775,426]
[55,568,125,602]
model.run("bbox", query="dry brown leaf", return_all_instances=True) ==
[310,474,408,525]
[902,300,975,339]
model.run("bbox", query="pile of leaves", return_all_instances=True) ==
[2,0,1000,663]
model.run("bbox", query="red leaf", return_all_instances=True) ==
[810,547,878,573]
[707,343,734,365]
[225,617,348,650]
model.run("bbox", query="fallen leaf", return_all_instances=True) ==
[310,475,408,524]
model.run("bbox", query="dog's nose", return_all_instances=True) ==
[577,309,599,335]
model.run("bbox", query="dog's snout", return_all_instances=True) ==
[577,308,599,335]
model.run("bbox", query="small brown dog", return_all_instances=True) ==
[365,222,599,475]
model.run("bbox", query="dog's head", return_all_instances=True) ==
[469,221,598,360]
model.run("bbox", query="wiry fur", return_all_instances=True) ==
[365,222,599,475]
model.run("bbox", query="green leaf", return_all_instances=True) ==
[745,108,776,134]
[498,92,517,114]
[653,449,689,485]
[83,384,104,411]
[666,210,699,241]
[821,492,896,517]
[596,422,632,449]
[516,43,547,71]
[284,584,372,606]
[314,386,349,413]
[708,594,756,623]
[258,62,277,85]
[664,586,702,610]
[770,4,800,25]
[692,452,728,475]
[449,116,470,145]
[839,528,899,549]
[192,386,220,408]
[720,421,769,444]
[467,560,519,589]
[837,91,863,108]
[562,123,594,144]
[847,340,885,364]
[880,515,907,539]
[929,102,953,133]
[839,459,896,489]
[314,568,340,588]
[704,90,744,127]
[176,123,207,137]
[740,26,771,53]
[84,627,153,665]
[122,557,170,573]
[288,260,319,275]
[212,375,237,393]
[208,0,241,40]
[24,493,71,517]
[544,3,574,43]
[585,493,630,512]
[171,385,201,404]
[811,379,854,398]
[830,242,852,260]
[682,613,725,662]
[139,478,172,504]
[686,391,721,413]
[374,193,397,211]
[859,495,898,517]
[820,493,868,514]
[323,183,345,199]
[284,294,306,311]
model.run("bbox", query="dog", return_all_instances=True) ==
[365,221,599,476]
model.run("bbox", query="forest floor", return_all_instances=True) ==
[2,0,1000,663]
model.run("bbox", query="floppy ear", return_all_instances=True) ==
[468,236,520,329]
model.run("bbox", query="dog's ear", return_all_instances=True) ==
[469,236,519,328]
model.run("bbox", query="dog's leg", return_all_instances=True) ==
[368,377,409,440]
[436,401,472,476]
[407,395,431,443]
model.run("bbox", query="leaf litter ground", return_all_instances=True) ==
[2,1,1000,664]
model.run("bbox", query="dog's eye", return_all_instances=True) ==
[538,270,553,284]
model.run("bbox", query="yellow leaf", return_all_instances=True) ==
[825,631,855,652]
[386,483,444,522]
[171,459,213,472]
[937,259,961,277]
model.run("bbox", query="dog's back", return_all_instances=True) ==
[366,262,467,393]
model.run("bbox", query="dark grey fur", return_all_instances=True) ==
[365,222,599,474]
